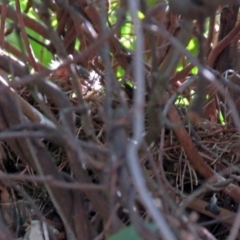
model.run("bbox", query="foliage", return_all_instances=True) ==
[0,0,240,240]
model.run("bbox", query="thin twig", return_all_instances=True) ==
[0,173,106,191]
[127,1,176,239]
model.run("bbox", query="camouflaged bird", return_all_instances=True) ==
[49,59,90,92]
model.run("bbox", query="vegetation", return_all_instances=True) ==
[0,0,240,239]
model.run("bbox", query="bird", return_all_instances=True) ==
[205,193,220,215]
[49,59,90,92]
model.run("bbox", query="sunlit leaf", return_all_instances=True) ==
[125,81,134,88]
[74,39,81,50]
[51,18,58,28]
[108,1,118,24]
[177,38,199,73]
[120,22,135,50]
[26,28,52,66]
[175,96,190,106]
[191,66,198,74]
[121,23,133,35]
[218,111,225,125]
[187,37,199,56]
[138,11,145,19]
[116,66,125,78]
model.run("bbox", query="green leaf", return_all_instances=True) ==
[175,96,190,106]
[108,226,142,240]
[218,111,225,125]
[146,0,159,7]
[5,28,52,67]
[190,66,198,74]
[116,66,125,78]
[176,37,199,73]
[108,2,119,24]
[27,29,52,66]
[187,37,199,56]
[138,11,145,19]
[108,224,157,240]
